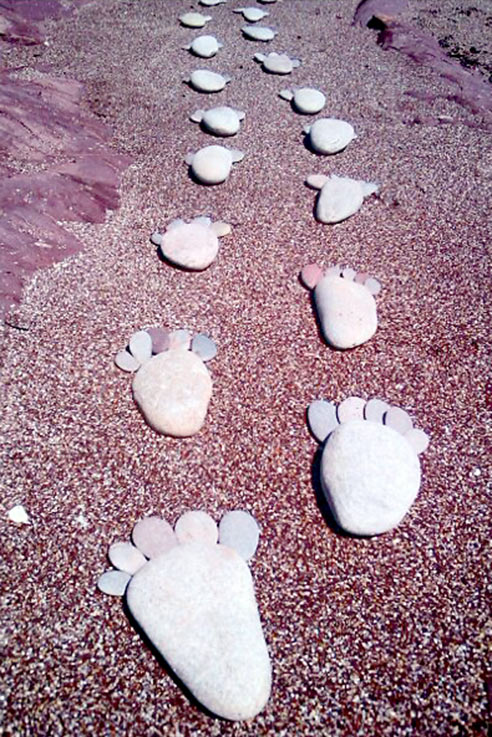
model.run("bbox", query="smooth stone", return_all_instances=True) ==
[126,542,271,720]
[189,70,228,93]
[160,222,219,270]
[219,511,260,561]
[258,53,296,74]
[337,396,365,423]
[129,330,152,364]
[290,87,326,114]
[364,398,389,423]
[8,504,29,524]
[115,350,140,373]
[320,420,421,535]
[307,399,338,442]
[189,145,234,184]
[168,329,191,350]
[300,263,323,289]
[355,271,369,284]
[200,107,243,136]
[365,276,382,295]
[307,118,355,154]
[132,350,212,437]
[132,516,178,559]
[98,570,131,596]
[314,275,377,349]
[108,542,147,575]
[385,406,413,434]
[188,35,222,58]
[404,428,430,455]
[191,333,217,361]
[242,25,276,41]
[342,267,356,280]
[179,12,212,28]
[175,510,218,545]
[314,175,378,223]
[147,327,170,354]
[200,0,226,5]
[234,7,269,21]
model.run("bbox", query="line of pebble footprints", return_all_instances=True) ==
[98,0,431,723]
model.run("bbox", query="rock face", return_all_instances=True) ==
[320,420,421,535]
[314,275,377,349]
[126,542,272,721]
[160,222,219,270]
[132,349,212,437]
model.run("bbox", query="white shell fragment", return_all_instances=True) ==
[190,106,245,136]
[254,52,300,75]
[279,87,326,114]
[179,12,212,28]
[233,7,269,22]
[242,25,276,41]
[187,145,244,185]
[305,118,356,154]
[188,69,230,93]
[8,504,29,524]
[307,174,379,224]
[185,35,223,58]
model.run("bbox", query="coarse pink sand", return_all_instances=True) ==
[0,0,490,734]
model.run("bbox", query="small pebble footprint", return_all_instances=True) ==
[151,215,231,270]
[308,396,430,536]
[115,328,217,437]
[98,510,271,721]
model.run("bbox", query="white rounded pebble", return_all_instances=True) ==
[8,505,29,524]
[115,350,140,373]
[234,7,269,22]
[200,107,243,136]
[321,420,421,536]
[290,87,326,114]
[108,542,147,575]
[242,25,276,41]
[189,70,229,93]
[404,428,430,455]
[132,350,212,437]
[160,222,219,270]
[307,400,338,442]
[337,396,366,424]
[192,333,217,361]
[180,12,212,28]
[132,516,178,559]
[313,175,379,224]
[188,35,222,58]
[127,542,271,720]
[306,118,356,155]
[314,274,378,349]
[168,329,192,350]
[364,398,390,423]
[129,330,152,364]
[365,276,382,295]
[175,510,218,545]
[219,510,260,560]
[385,407,413,435]
[257,52,298,75]
[97,570,131,596]
[189,145,235,184]
[200,0,226,5]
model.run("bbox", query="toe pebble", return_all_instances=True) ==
[129,331,153,364]
[192,333,217,361]
[337,396,366,423]
[307,400,338,442]
[301,263,323,289]
[404,427,430,454]
[218,510,260,561]
[147,327,170,354]
[115,350,141,373]
[175,510,218,545]
[132,516,178,558]
[364,398,389,423]
[97,570,131,596]
[169,329,192,350]
[108,542,147,575]
[385,406,413,434]
[364,277,381,295]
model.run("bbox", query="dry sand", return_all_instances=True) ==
[1,0,491,734]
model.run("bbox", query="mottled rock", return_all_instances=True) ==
[320,420,421,535]
[126,542,271,720]
[314,275,378,349]
[132,350,212,437]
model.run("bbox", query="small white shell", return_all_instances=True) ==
[179,12,212,28]
[189,69,229,92]
[188,35,222,58]
[189,145,236,184]
[313,175,379,224]
[288,87,326,114]
[242,25,276,41]
[307,118,356,154]
[200,106,243,136]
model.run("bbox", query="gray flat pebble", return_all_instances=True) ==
[97,569,131,596]
[191,333,217,361]
[218,510,259,561]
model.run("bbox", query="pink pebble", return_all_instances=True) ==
[364,398,389,423]
[175,510,218,545]
[404,427,430,454]
[300,263,323,289]
[108,542,147,575]
[385,406,413,435]
[147,327,170,354]
[168,329,192,350]
[355,271,369,284]
[132,516,177,559]
[337,396,365,424]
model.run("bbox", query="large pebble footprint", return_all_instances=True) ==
[151,215,231,270]
[307,396,430,535]
[98,510,271,721]
[301,263,381,349]
[115,328,217,437]
[306,173,379,223]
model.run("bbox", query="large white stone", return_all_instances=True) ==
[160,222,219,270]
[306,118,355,154]
[132,350,212,437]
[188,145,242,185]
[200,107,243,136]
[189,70,229,93]
[321,420,421,536]
[126,542,272,721]
[314,275,377,349]
[313,175,378,223]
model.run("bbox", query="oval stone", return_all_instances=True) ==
[314,275,377,349]
[189,70,228,93]
[307,118,355,154]
[262,53,294,74]
[175,510,218,545]
[97,570,131,596]
[321,420,421,536]
[190,145,233,184]
[293,87,325,114]
[132,350,212,437]
[242,25,276,41]
[201,107,242,136]
[218,510,260,561]
[315,175,378,223]
[126,542,272,720]
[179,12,211,28]
[189,35,221,58]
[160,222,219,270]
